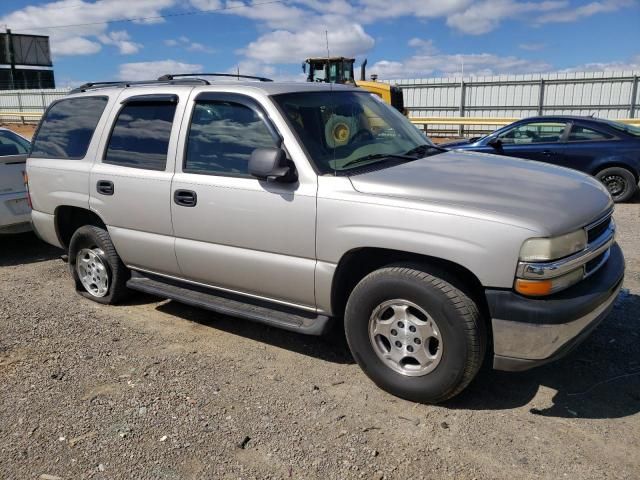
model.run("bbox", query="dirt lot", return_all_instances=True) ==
[0,201,639,480]
[1,123,37,140]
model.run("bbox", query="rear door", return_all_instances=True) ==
[495,120,569,164]
[89,88,190,276]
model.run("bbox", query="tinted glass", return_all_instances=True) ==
[274,91,436,174]
[185,101,277,175]
[498,122,567,144]
[105,102,176,171]
[605,120,640,137]
[31,97,107,159]
[568,125,613,141]
[0,130,30,155]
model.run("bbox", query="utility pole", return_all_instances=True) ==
[5,28,17,90]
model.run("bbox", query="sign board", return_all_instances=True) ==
[0,33,53,67]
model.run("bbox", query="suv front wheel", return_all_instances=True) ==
[344,265,486,403]
[68,225,130,304]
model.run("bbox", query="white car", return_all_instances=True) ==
[0,127,31,234]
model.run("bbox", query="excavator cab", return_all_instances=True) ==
[303,57,405,114]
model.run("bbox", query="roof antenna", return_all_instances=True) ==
[325,29,332,90]
[237,65,240,81]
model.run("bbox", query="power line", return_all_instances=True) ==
[6,0,285,32]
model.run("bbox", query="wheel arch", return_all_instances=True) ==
[330,247,489,320]
[591,160,640,183]
[54,205,108,250]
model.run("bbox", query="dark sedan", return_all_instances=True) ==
[443,116,640,202]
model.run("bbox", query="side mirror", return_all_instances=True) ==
[248,147,296,183]
[487,137,502,149]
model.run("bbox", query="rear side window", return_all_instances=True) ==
[0,130,30,155]
[184,100,277,176]
[30,96,108,159]
[104,101,177,171]
[568,125,613,142]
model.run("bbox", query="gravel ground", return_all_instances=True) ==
[0,201,639,480]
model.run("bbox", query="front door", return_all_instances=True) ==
[494,120,569,164]
[171,92,317,309]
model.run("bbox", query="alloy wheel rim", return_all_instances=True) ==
[76,248,109,297]
[368,299,443,377]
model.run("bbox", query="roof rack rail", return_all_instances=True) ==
[69,78,211,94]
[158,73,273,82]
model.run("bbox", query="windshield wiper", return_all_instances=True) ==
[341,153,415,170]
[403,144,446,158]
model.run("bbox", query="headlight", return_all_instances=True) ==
[519,229,587,262]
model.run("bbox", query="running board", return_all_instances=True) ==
[126,271,332,336]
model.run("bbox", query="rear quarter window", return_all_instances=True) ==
[30,96,108,159]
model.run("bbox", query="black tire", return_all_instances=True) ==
[68,225,130,305]
[344,265,486,404]
[596,167,638,203]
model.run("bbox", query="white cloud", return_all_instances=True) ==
[357,0,474,22]
[164,36,215,53]
[219,0,307,29]
[188,0,222,9]
[118,60,203,81]
[446,0,567,35]
[241,23,375,64]
[537,0,634,23]
[560,54,640,72]
[99,30,142,55]
[408,38,439,55]
[370,40,552,78]
[0,0,174,57]
[53,36,102,56]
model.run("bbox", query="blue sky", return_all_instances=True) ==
[1,0,638,87]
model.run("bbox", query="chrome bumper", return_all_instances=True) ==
[489,242,625,372]
[492,282,621,371]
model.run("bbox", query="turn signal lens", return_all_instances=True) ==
[514,279,553,296]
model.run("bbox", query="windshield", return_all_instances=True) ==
[605,120,640,137]
[273,91,439,174]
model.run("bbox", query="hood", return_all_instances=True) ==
[349,150,612,235]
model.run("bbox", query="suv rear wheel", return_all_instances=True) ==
[344,265,486,403]
[68,225,130,304]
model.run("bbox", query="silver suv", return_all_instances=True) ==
[27,75,624,403]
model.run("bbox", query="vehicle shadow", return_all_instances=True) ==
[151,289,640,418]
[447,290,640,419]
[155,300,354,365]
[0,232,62,267]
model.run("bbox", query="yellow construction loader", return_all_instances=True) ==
[303,57,405,114]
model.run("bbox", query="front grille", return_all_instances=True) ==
[585,251,607,276]
[587,215,612,243]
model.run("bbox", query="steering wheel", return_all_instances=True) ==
[350,129,374,144]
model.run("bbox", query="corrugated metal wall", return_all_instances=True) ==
[1,72,640,137]
[0,88,69,122]
[390,71,640,136]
